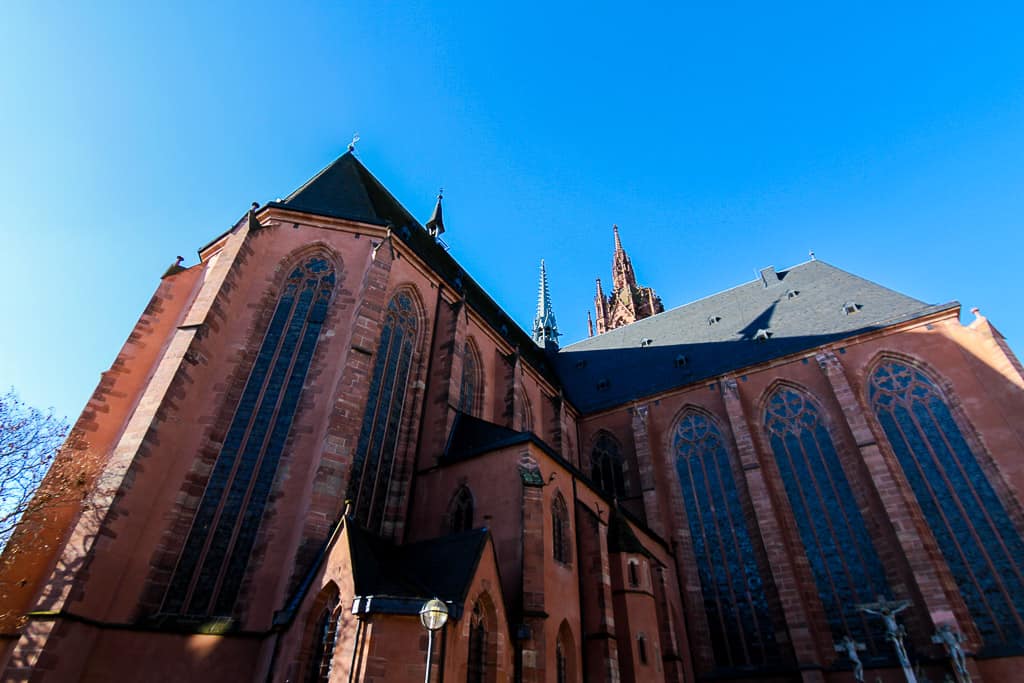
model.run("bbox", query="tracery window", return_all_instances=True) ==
[346,291,418,533]
[305,605,340,683]
[552,493,570,565]
[449,485,474,534]
[870,360,1024,646]
[165,255,336,616]
[674,410,780,668]
[764,387,890,652]
[467,601,487,683]
[591,432,626,500]
[460,340,482,417]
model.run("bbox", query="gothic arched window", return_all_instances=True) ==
[460,340,482,417]
[764,387,891,652]
[591,432,626,500]
[515,388,533,433]
[556,621,575,683]
[449,485,474,534]
[305,606,340,683]
[165,255,336,616]
[347,291,419,533]
[870,360,1024,646]
[674,410,780,668]
[467,601,487,683]
[552,492,571,565]
[555,640,567,683]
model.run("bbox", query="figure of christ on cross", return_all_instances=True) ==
[857,596,916,683]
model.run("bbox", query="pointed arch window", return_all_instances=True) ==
[449,485,475,534]
[305,603,340,683]
[870,360,1024,646]
[347,291,418,533]
[555,621,576,683]
[552,493,571,565]
[467,601,487,683]
[674,410,781,668]
[764,387,891,652]
[460,340,482,417]
[164,255,336,616]
[591,432,626,500]
[556,639,567,683]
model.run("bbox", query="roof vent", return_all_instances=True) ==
[575,359,587,369]
[842,301,861,315]
[760,266,779,287]
[708,315,722,326]
[596,378,610,391]
[786,289,800,299]
[753,328,772,342]
[640,338,653,348]
[674,354,688,368]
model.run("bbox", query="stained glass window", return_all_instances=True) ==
[346,291,418,534]
[870,360,1024,647]
[306,605,339,683]
[467,601,486,683]
[449,486,474,533]
[674,410,781,668]
[552,493,570,564]
[460,340,481,417]
[591,432,626,500]
[165,255,336,616]
[764,387,891,653]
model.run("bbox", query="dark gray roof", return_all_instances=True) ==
[556,260,955,412]
[347,520,489,604]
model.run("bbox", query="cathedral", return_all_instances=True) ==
[2,150,1023,683]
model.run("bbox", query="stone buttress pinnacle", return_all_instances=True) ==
[532,259,560,348]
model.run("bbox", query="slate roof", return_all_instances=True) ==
[347,519,489,604]
[444,412,532,462]
[264,153,560,386]
[556,260,956,413]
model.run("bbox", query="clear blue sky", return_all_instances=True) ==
[2,2,1022,421]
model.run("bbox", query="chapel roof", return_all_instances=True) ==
[556,259,956,412]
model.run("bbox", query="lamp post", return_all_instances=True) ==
[420,597,449,683]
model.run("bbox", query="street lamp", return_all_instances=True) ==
[420,598,449,683]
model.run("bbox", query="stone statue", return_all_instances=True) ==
[834,636,866,683]
[858,596,916,683]
[932,625,970,683]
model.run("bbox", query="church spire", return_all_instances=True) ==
[532,259,560,348]
[592,225,664,335]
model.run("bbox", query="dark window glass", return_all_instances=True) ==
[460,341,480,416]
[306,607,339,683]
[346,292,418,533]
[674,410,781,667]
[628,560,640,587]
[870,360,1024,647]
[450,486,474,533]
[165,256,335,615]
[552,494,570,564]
[556,640,567,683]
[764,388,890,654]
[637,634,648,665]
[467,602,486,683]
[591,433,626,500]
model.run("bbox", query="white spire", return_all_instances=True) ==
[532,259,560,347]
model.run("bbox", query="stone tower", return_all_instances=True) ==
[592,225,663,334]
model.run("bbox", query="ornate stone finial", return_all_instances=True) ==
[347,132,360,152]
[613,224,623,251]
[971,307,981,318]
[532,259,560,348]
[587,309,594,337]
[809,249,816,261]
[425,189,445,237]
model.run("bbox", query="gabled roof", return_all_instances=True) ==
[347,520,489,605]
[444,412,531,462]
[557,259,955,412]
[277,151,419,228]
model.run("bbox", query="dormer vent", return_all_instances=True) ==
[640,338,653,348]
[597,378,610,391]
[842,301,861,315]
[708,315,722,326]
[754,328,772,342]
[786,289,800,299]
[674,354,688,368]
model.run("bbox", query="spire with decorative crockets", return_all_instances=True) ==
[532,259,560,348]
[592,224,664,334]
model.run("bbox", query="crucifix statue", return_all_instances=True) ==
[834,635,866,683]
[858,596,916,683]
[932,625,970,683]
